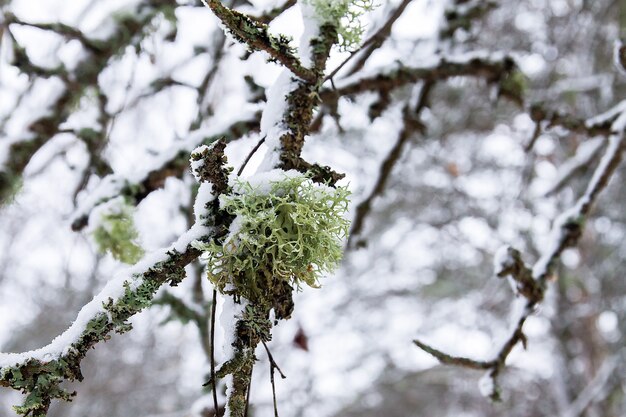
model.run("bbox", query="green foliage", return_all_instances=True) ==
[195,173,350,301]
[304,0,377,51]
[92,200,144,264]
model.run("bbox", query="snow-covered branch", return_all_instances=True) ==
[0,1,171,206]
[197,3,348,416]
[320,52,523,110]
[414,105,626,401]
[0,139,233,416]
[71,110,261,231]
[200,0,316,82]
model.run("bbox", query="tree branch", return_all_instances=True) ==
[414,108,626,401]
[200,0,315,82]
[348,83,432,248]
[0,137,234,416]
[0,1,172,205]
[320,53,520,110]
[70,112,261,231]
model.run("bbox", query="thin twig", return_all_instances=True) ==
[348,82,432,247]
[412,339,494,370]
[413,113,626,399]
[524,120,542,152]
[210,289,219,416]
[262,341,286,417]
[237,137,266,176]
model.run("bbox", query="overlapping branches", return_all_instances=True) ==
[321,54,521,106]
[0,0,177,204]
[199,3,344,415]
[346,53,524,246]
[0,142,232,416]
[70,111,261,231]
[414,107,626,400]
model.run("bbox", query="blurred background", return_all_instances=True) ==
[0,0,624,416]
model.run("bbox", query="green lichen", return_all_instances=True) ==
[194,173,350,300]
[0,172,23,207]
[303,0,377,51]
[92,200,144,264]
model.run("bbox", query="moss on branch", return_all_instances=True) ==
[0,132,234,415]
[203,0,315,82]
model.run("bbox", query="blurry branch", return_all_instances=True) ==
[348,83,431,248]
[3,12,105,52]
[2,27,66,78]
[190,29,229,128]
[200,0,315,82]
[525,100,626,194]
[0,81,34,134]
[70,112,261,231]
[72,0,291,230]
[562,355,619,417]
[347,54,522,247]
[440,0,498,39]
[0,0,175,205]
[0,143,233,416]
[317,53,521,127]
[153,290,213,358]
[414,108,626,401]
[322,54,518,99]
[327,0,498,84]
[541,137,605,197]
[526,101,625,150]
[412,340,493,370]
[326,0,414,81]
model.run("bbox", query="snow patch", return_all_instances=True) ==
[478,371,495,398]
[493,245,514,275]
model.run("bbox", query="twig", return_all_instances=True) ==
[251,0,296,24]
[244,364,254,417]
[237,137,266,176]
[320,54,518,111]
[562,356,618,417]
[412,339,494,370]
[210,289,219,417]
[348,82,432,247]
[413,110,626,400]
[324,0,414,82]
[524,119,542,152]
[262,341,286,417]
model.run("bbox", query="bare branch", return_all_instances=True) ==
[348,83,431,247]
[320,53,520,110]
[414,108,626,400]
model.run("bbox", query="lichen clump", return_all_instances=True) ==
[197,172,350,300]
[304,0,377,51]
[92,200,144,264]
